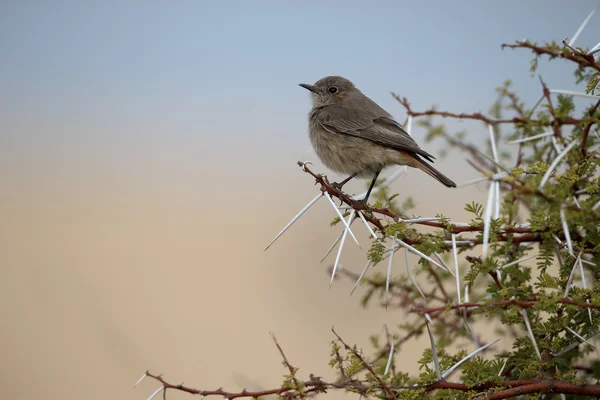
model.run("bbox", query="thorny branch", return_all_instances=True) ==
[142,371,600,399]
[411,297,600,314]
[139,22,600,400]
[299,162,551,248]
[502,40,600,74]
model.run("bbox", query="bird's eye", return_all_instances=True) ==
[328,86,338,94]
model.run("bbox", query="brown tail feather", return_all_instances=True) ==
[413,157,456,188]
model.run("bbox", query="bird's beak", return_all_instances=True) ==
[299,83,318,93]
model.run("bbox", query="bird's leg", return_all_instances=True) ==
[332,173,357,191]
[331,172,357,204]
[359,170,381,212]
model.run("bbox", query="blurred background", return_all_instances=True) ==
[1,1,599,399]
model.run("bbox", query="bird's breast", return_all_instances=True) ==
[308,120,386,176]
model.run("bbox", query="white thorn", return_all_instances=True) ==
[588,41,600,56]
[265,193,322,251]
[331,212,355,284]
[401,217,445,224]
[522,309,541,360]
[394,238,444,269]
[386,238,395,303]
[556,329,600,356]
[560,207,573,255]
[500,254,537,269]
[384,341,395,375]
[441,339,500,379]
[539,139,578,191]
[569,9,595,47]
[405,248,426,299]
[134,372,147,388]
[357,210,378,239]
[147,386,165,400]
[493,181,501,220]
[321,230,344,263]
[458,176,489,187]
[488,124,500,168]
[351,259,372,295]
[566,326,596,349]
[425,321,441,380]
[434,252,455,277]
[577,255,593,324]
[482,181,496,259]
[592,199,600,211]
[507,130,554,144]
[324,192,360,248]
[452,234,461,304]
[550,89,600,99]
[564,252,581,298]
[551,136,563,154]
[573,197,582,209]
[498,358,509,377]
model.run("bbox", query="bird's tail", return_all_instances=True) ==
[412,156,456,188]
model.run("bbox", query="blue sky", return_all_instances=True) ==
[1,1,599,180]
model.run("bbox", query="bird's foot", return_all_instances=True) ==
[331,182,345,205]
[358,198,372,214]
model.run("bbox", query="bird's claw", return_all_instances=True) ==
[331,182,345,206]
[358,198,372,214]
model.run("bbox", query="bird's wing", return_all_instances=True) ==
[315,105,435,162]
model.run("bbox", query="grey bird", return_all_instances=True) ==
[299,76,456,205]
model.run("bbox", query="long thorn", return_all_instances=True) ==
[564,252,581,298]
[522,309,541,360]
[357,210,378,239]
[569,9,595,46]
[539,140,578,190]
[452,234,461,304]
[134,372,148,388]
[493,181,500,220]
[386,237,395,306]
[425,320,441,380]
[321,230,344,263]
[395,238,443,269]
[147,386,165,400]
[441,339,500,379]
[331,212,355,284]
[501,255,536,269]
[556,330,600,356]
[577,255,593,324]
[566,326,596,349]
[482,182,495,259]
[508,130,553,144]
[560,207,573,255]
[351,259,373,295]
[324,192,360,248]
[405,248,426,299]
[384,340,395,375]
[265,193,322,251]
[434,252,455,277]
[550,89,600,99]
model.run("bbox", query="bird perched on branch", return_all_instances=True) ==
[299,76,456,205]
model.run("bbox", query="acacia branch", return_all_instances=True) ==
[502,40,600,74]
[411,298,600,314]
[143,372,600,399]
[332,328,397,400]
[393,94,580,126]
[298,162,546,248]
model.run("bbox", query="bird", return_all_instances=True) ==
[299,76,456,205]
